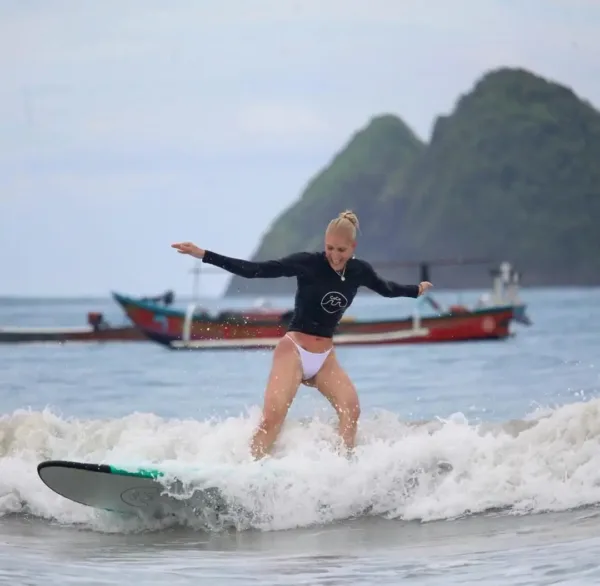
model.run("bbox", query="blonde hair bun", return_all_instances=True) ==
[338,210,359,230]
[326,209,360,240]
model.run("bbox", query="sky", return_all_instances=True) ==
[1,0,599,298]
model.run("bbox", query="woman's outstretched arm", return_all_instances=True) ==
[202,250,313,279]
[171,242,313,279]
[359,259,431,298]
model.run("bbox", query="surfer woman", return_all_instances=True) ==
[172,210,432,459]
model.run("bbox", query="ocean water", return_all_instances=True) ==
[1,286,600,585]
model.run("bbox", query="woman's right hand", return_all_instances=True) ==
[171,242,205,259]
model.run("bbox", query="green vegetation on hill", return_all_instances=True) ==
[249,114,423,257]
[225,67,600,296]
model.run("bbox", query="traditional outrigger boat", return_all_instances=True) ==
[0,291,286,344]
[0,319,144,344]
[112,262,530,351]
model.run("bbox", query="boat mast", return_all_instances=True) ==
[190,260,201,303]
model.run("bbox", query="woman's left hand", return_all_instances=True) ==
[418,281,433,296]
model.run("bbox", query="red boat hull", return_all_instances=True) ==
[112,292,517,350]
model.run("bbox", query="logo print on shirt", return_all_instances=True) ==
[320,291,348,314]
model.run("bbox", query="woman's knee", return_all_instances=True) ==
[328,384,360,420]
[339,398,360,421]
[261,407,288,430]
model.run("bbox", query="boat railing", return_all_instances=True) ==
[180,295,433,343]
[413,297,423,330]
[182,303,197,343]
[412,292,435,331]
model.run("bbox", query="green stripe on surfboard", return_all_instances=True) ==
[108,465,165,479]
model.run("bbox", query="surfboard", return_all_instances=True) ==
[37,459,228,519]
[37,458,454,522]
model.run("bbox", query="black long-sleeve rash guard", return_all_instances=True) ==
[202,249,420,338]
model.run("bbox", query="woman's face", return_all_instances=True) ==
[324,229,356,270]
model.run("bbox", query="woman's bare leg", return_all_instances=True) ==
[313,351,361,453]
[250,336,303,459]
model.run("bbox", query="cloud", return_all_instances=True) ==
[4,0,599,164]
[2,0,600,294]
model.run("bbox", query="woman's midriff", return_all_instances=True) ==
[287,331,334,353]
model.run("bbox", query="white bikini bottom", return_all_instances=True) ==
[286,334,332,380]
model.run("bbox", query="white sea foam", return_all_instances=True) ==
[2,397,600,533]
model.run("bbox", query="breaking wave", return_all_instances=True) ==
[2,397,600,533]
